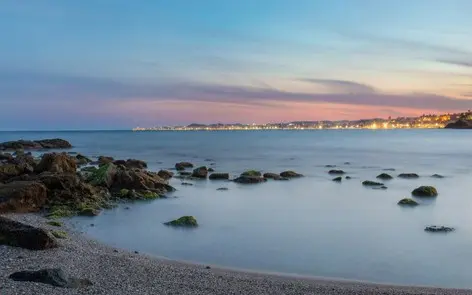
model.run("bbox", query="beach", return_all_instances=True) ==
[0,213,470,295]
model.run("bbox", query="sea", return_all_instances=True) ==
[2,129,472,288]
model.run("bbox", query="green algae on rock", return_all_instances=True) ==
[51,230,68,239]
[280,171,303,178]
[46,220,63,227]
[164,216,198,227]
[412,186,438,197]
[376,173,393,180]
[241,170,262,177]
[362,180,384,186]
[397,198,419,206]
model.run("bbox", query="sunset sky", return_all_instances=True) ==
[1,0,471,130]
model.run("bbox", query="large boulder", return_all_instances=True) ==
[209,173,229,180]
[112,168,173,194]
[86,163,117,188]
[0,216,58,250]
[0,139,71,151]
[280,171,303,178]
[0,164,28,182]
[234,176,266,184]
[175,162,193,171]
[35,153,77,174]
[116,159,147,169]
[157,170,174,180]
[164,216,198,227]
[0,181,47,213]
[192,166,208,178]
[376,173,393,180]
[412,186,438,197]
[9,268,92,288]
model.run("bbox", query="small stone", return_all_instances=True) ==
[362,180,384,186]
[425,226,454,233]
[398,173,420,179]
[328,170,345,175]
[181,182,193,186]
[205,266,211,269]
[134,251,139,254]
[376,173,393,180]
[431,174,445,179]
[113,249,118,253]
[398,198,419,206]
[216,187,229,191]
[332,177,342,182]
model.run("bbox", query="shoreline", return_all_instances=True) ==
[1,214,471,295]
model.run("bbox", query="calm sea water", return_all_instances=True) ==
[2,130,472,288]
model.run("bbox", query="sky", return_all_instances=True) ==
[0,0,471,130]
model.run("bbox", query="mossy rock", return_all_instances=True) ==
[164,216,198,227]
[376,173,393,180]
[140,191,161,199]
[46,221,63,227]
[280,171,303,178]
[51,230,67,239]
[78,207,100,216]
[87,163,116,187]
[362,180,384,186]
[47,206,74,219]
[398,173,419,179]
[332,176,342,182]
[81,166,97,172]
[241,170,262,177]
[119,188,130,198]
[412,186,438,197]
[398,198,419,206]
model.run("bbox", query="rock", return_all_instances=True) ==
[208,168,215,172]
[164,216,198,227]
[98,156,114,166]
[181,182,193,186]
[112,166,174,194]
[332,177,342,182]
[124,159,147,169]
[412,186,438,197]
[51,230,67,239]
[362,180,384,186]
[205,266,211,269]
[328,170,345,175]
[383,168,396,171]
[86,163,117,188]
[398,173,419,179]
[216,187,228,191]
[179,171,192,176]
[0,139,71,151]
[204,159,214,162]
[157,170,174,180]
[175,162,193,171]
[46,221,62,227]
[0,216,58,250]
[344,162,351,165]
[376,173,393,180]
[234,176,267,184]
[0,153,13,161]
[81,166,97,172]
[78,207,100,216]
[9,268,92,288]
[0,181,47,213]
[35,153,77,174]
[0,163,28,182]
[444,119,472,129]
[345,176,352,180]
[192,166,208,178]
[398,198,419,206]
[325,165,336,168]
[263,173,280,179]
[280,171,303,178]
[209,173,229,180]
[431,174,445,179]
[75,154,92,166]
[241,170,262,177]
[424,226,455,232]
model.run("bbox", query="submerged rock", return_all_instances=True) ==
[0,181,47,213]
[398,173,419,179]
[412,186,438,197]
[233,176,266,184]
[9,268,92,288]
[157,170,174,180]
[328,170,345,175]
[325,165,336,168]
[383,168,396,171]
[398,198,419,206]
[376,173,393,180]
[209,173,229,180]
[332,177,342,182]
[216,187,229,191]
[179,171,192,176]
[431,174,445,179]
[175,162,194,171]
[345,176,352,180]
[280,171,303,178]
[362,180,384,186]
[181,182,193,186]
[424,226,454,232]
[241,170,262,177]
[192,166,208,178]
[0,216,58,250]
[164,216,198,227]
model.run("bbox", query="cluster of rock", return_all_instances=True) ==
[0,139,174,218]
[444,119,472,129]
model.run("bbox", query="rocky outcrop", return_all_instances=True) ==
[35,153,77,174]
[9,268,92,288]
[157,170,174,180]
[280,171,303,178]
[164,216,198,227]
[0,216,58,250]
[444,119,472,129]
[123,159,147,169]
[0,181,47,213]
[241,170,262,177]
[175,162,194,171]
[209,173,229,180]
[328,170,345,175]
[376,173,393,180]
[98,156,114,166]
[192,166,208,178]
[412,186,438,197]
[398,173,419,179]
[362,180,384,186]
[332,176,342,182]
[234,176,266,184]
[424,226,454,232]
[0,139,72,151]
[397,198,419,206]
[431,174,445,179]
[263,173,287,180]
[75,154,92,166]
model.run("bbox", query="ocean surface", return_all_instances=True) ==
[2,129,472,288]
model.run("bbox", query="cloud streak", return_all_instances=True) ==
[299,79,377,94]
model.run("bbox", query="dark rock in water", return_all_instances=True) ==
[0,152,13,161]
[124,159,147,169]
[86,163,117,188]
[181,182,193,186]
[412,186,438,197]
[398,198,419,206]
[175,162,194,171]
[204,159,214,162]
[241,170,262,177]
[263,173,285,180]
[179,171,192,176]
[234,176,266,184]
[431,174,445,179]
[216,187,228,191]
[208,168,215,172]
[75,154,92,166]
[97,156,114,166]
[398,173,419,179]
[328,170,345,175]
[344,162,351,165]
[157,170,174,180]
[192,166,208,178]
[280,171,303,178]
[332,177,342,182]
[9,268,92,288]
[164,216,198,227]
[345,176,352,180]
[325,165,336,168]
[444,119,472,129]
[383,168,396,171]
[0,139,72,151]
[376,173,393,180]
[424,226,454,232]
[0,216,58,250]
[35,153,77,174]
[205,266,211,269]
[209,173,229,180]
[0,181,47,213]
[362,180,384,186]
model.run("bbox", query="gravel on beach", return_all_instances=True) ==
[1,214,471,295]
